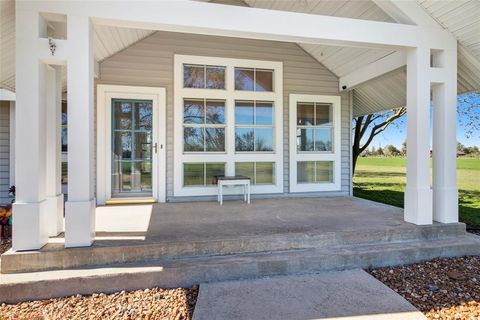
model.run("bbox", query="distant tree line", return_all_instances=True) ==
[361,141,479,158]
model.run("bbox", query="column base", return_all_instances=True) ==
[65,199,96,248]
[12,201,49,251]
[433,186,458,223]
[404,185,432,225]
[45,194,64,237]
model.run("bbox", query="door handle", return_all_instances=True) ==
[153,143,158,154]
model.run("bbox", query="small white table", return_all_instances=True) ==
[217,176,251,205]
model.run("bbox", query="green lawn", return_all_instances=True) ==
[353,157,480,227]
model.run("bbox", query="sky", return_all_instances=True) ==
[363,92,480,150]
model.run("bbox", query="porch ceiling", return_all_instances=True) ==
[1,0,479,117]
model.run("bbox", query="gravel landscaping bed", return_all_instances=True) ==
[368,256,480,320]
[0,286,198,320]
[0,239,11,255]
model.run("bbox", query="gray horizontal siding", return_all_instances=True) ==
[99,31,351,199]
[0,103,10,203]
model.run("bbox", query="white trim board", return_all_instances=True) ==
[96,84,166,205]
[289,94,342,193]
[173,54,283,197]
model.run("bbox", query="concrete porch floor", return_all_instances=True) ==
[67,196,416,246]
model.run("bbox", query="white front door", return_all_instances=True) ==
[97,85,166,204]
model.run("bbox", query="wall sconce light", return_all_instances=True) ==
[48,37,57,56]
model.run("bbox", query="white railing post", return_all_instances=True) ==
[12,10,49,250]
[65,15,96,247]
[404,46,433,225]
[432,48,458,223]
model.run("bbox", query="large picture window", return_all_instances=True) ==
[174,55,283,196]
[289,94,341,193]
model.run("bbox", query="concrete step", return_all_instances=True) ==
[0,222,466,274]
[1,234,479,303]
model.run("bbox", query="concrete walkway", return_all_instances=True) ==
[193,269,426,320]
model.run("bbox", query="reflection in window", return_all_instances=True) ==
[183,162,225,186]
[235,162,275,185]
[297,161,333,184]
[296,102,333,152]
[111,99,153,195]
[235,100,274,152]
[61,102,68,152]
[184,64,226,89]
[183,99,226,152]
[235,68,273,91]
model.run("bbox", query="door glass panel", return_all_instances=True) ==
[112,99,153,197]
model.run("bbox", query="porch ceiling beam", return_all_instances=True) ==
[20,0,455,50]
[339,51,406,91]
[372,0,440,28]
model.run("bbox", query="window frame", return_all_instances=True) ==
[174,55,283,196]
[289,94,342,192]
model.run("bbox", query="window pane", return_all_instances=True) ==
[297,161,315,183]
[206,163,225,185]
[184,99,204,124]
[255,69,273,92]
[184,163,204,186]
[205,128,225,152]
[235,68,254,91]
[316,161,333,183]
[114,101,132,130]
[184,127,204,152]
[255,162,275,184]
[206,66,225,89]
[235,101,254,125]
[314,128,332,152]
[297,128,314,151]
[255,128,273,151]
[235,162,254,180]
[184,64,204,88]
[206,100,225,124]
[297,103,314,126]
[235,127,254,151]
[121,161,132,191]
[315,103,332,126]
[256,102,273,125]
[134,101,153,131]
[133,132,152,160]
[113,131,132,159]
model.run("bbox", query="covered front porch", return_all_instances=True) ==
[1,197,474,275]
[11,0,461,252]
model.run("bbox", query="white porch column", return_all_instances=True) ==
[45,66,65,236]
[65,15,96,247]
[404,46,433,225]
[432,49,458,223]
[12,10,49,250]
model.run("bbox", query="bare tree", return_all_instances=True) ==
[458,92,480,139]
[352,107,406,174]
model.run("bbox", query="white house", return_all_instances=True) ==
[0,0,479,253]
